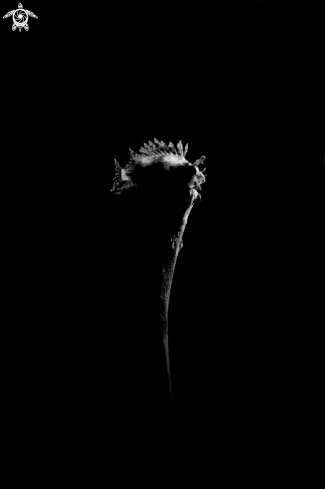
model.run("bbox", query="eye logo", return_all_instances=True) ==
[3,3,38,32]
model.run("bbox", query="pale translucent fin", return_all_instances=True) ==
[150,141,162,155]
[111,158,123,192]
[168,142,176,153]
[129,148,136,160]
[144,143,152,152]
[139,144,150,155]
[159,141,167,150]
[154,138,166,150]
[193,156,206,166]
[177,141,183,156]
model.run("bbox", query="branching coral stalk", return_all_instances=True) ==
[111,139,206,411]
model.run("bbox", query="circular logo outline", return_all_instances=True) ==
[13,8,28,28]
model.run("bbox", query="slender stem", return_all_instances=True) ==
[159,190,198,410]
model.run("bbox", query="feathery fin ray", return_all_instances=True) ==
[111,139,206,195]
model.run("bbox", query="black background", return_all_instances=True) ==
[1,0,323,471]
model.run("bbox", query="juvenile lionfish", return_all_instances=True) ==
[111,139,206,197]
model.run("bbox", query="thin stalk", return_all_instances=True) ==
[159,190,199,410]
